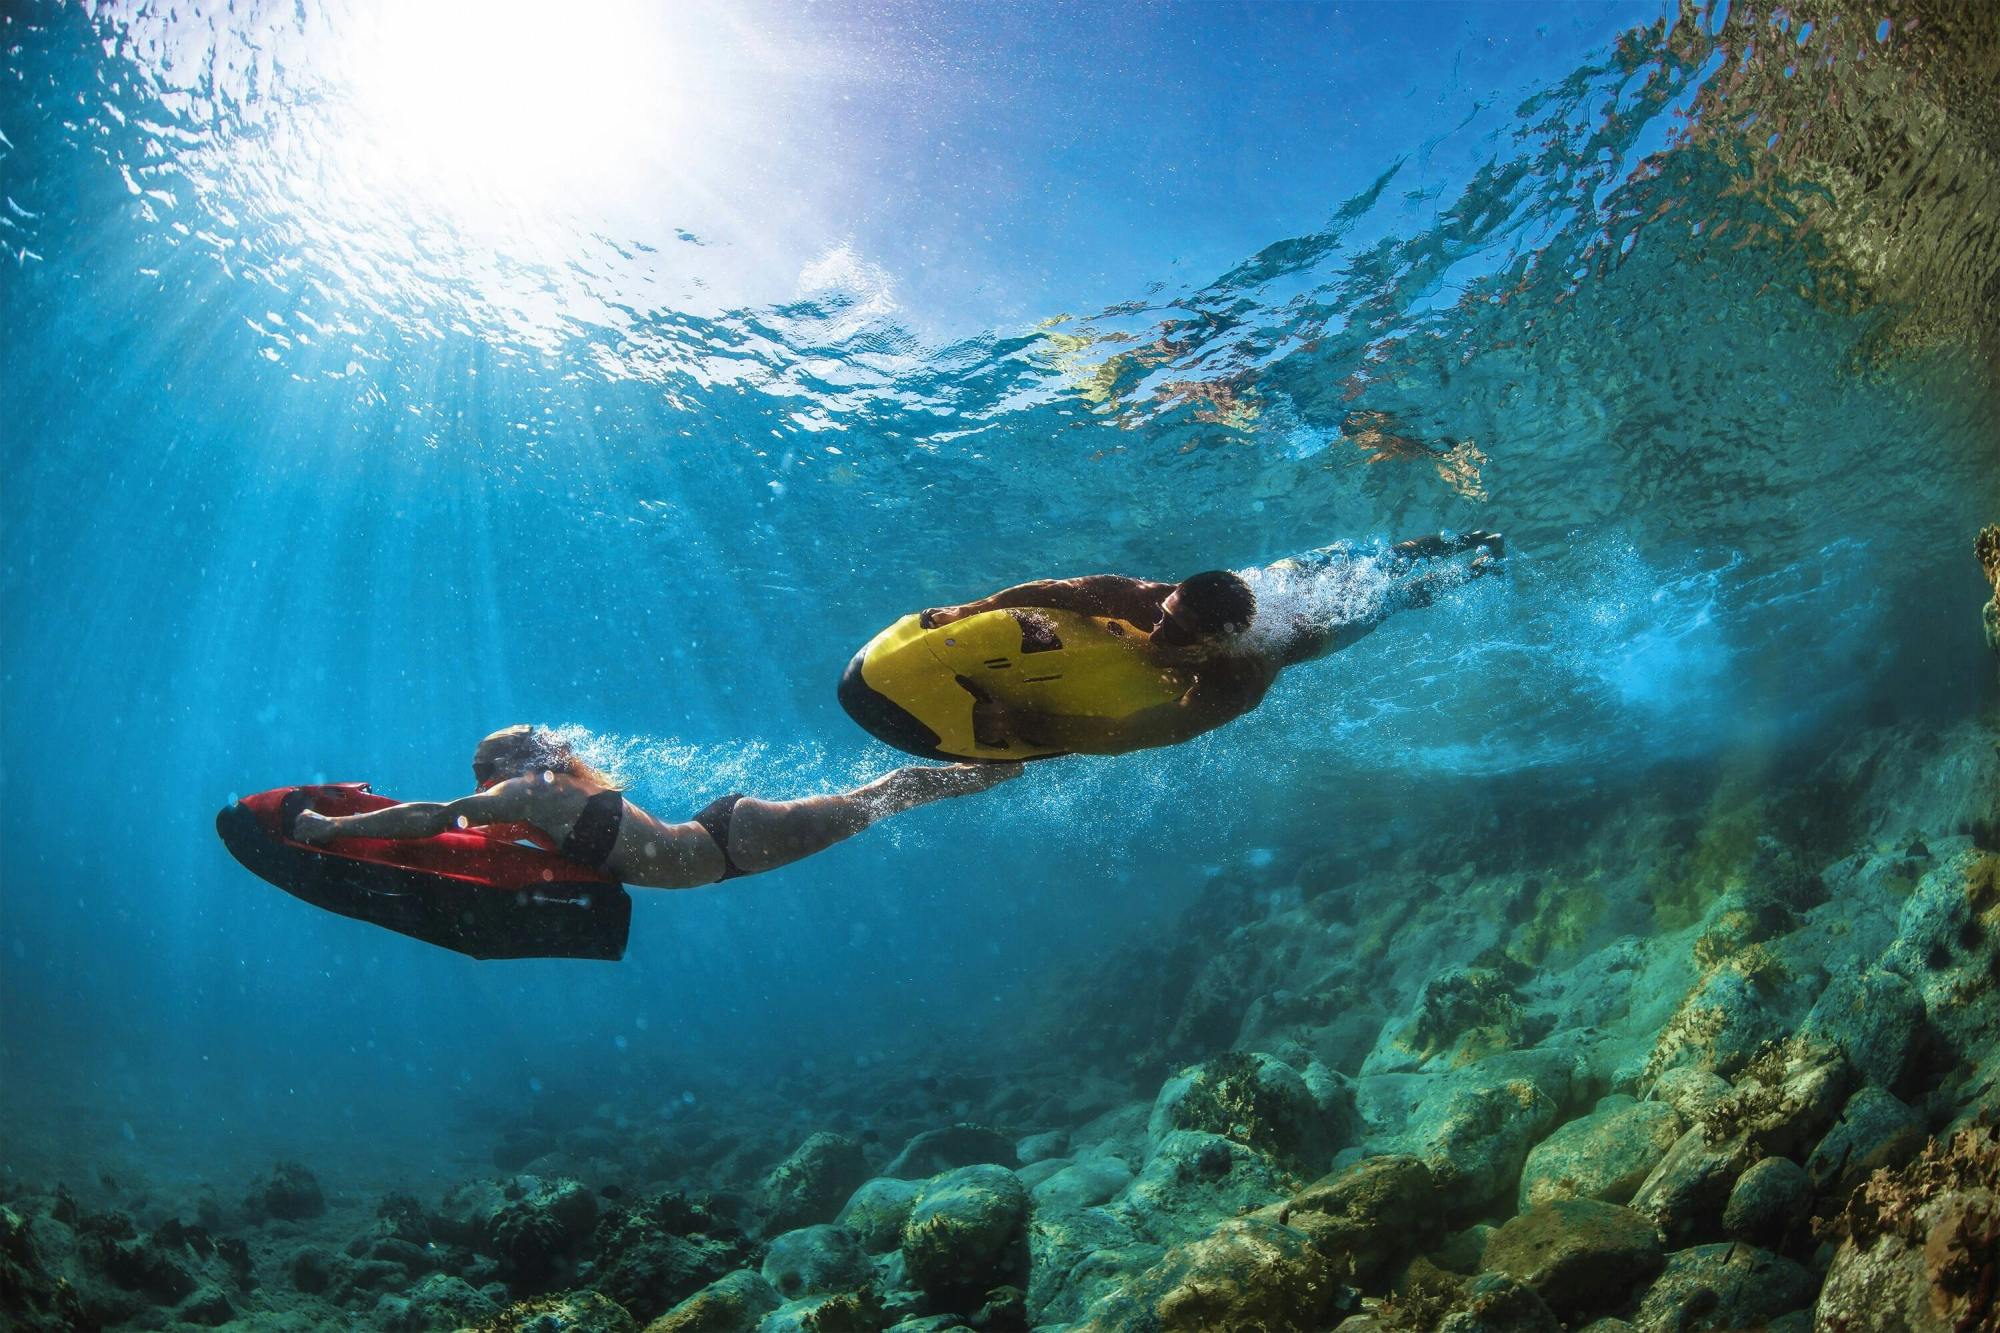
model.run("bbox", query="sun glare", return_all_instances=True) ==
[339,0,690,229]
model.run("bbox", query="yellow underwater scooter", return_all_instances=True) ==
[838,607,1193,761]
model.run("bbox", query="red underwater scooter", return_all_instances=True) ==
[216,784,631,961]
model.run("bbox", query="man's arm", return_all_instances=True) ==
[925,575,1174,628]
[295,779,537,844]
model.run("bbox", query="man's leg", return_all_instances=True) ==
[721,764,1021,875]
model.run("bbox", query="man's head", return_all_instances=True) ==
[1157,570,1256,647]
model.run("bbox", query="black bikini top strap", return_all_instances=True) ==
[559,790,625,871]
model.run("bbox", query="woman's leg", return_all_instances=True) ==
[722,763,1022,875]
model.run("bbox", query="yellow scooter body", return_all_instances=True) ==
[837,608,1190,761]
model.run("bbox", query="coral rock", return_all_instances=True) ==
[244,1159,326,1222]
[880,1125,1017,1180]
[1274,1153,1442,1285]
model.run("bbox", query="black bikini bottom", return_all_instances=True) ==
[693,792,750,881]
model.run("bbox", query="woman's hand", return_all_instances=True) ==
[919,606,965,629]
[293,810,340,845]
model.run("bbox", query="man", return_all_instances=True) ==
[909,530,1504,755]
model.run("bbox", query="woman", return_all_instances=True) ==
[293,725,1020,887]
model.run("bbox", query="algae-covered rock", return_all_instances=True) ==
[594,1192,758,1325]
[1478,1200,1663,1324]
[1015,1130,1068,1164]
[1884,850,2000,1064]
[1628,1243,1814,1331]
[377,1273,500,1331]
[1978,524,1999,655]
[1813,1122,2000,1333]
[1720,1156,1810,1248]
[1799,966,1927,1090]
[1271,1153,1441,1285]
[761,1133,869,1233]
[754,1288,883,1333]
[1026,1205,1161,1328]
[467,1289,639,1332]
[1114,1130,1289,1246]
[1433,1271,1560,1333]
[881,1125,1017,1179]
[1030,1156,1132,1213]
[833,1177,920,1254]
[1694,1039,1852,1161]
[489,1176,600,1281]
[1072,1216,1340,1333]
[1627,1125,1752,1248]
[1412,1075,1559,1215]
[0,1205,86,1333]
[244,1159,325,1221]
[1148,1051,1354,1171]
[758,1226,871,1301]
[1517,1096,1683,1209]
[1649,1068,1732,1125]
[899,1164,1028,1304]
[1364,963,1543,1073]
[1805,1085,1926,1199]
[641,1269,780,1333]
[1645,961,1790,1081]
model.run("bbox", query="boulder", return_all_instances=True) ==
[1114,1131,1289,1246]
[1147,1051,1354,1172]
[594,1194,757,1325]
[469,1290,638,1332]
[1479,1200,1664,1323]
[1434,1272,1560,1333]
[881,1125,1017,1179]
[754,1290,883,1333]
[1799,967,1926,1090]
[1072,1217,1340,1333]
[1884,850,2000,1064]
[1720,1156,1811,1248]
[1016,1130,1068,1164]
[1517,1097,1683,1209]
[1030,1157,1133,1213]
[1026,1206,1160,1329]
[1628,1128,1751,1247]
[244,1160,325,1221]
[488,1177,600,1282]
[375,1273,500,1331]
[758,1226,872,1302]
[642,1269,781,1333]
[1271,1153,1442,1285]
[1629,1243,1814,1331]
[1813,1123,2000,1333]
[899,1165,1029,1305]
[1649,1069,1732,1125]
[1805,1086,1926,1199]
[761,1133,869,1233]
[1412,1075,1560,1216]
[833,1178,920,1254]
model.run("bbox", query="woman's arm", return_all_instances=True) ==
[294,780,536,844]
[925,575,1172,628]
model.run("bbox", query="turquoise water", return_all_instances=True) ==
[2,1,1997,1328]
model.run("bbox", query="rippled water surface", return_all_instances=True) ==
[2,0,1995,1188]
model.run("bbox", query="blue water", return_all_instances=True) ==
[3,0,1995,1209]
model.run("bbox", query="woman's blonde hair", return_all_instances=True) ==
[473,725,619,789]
